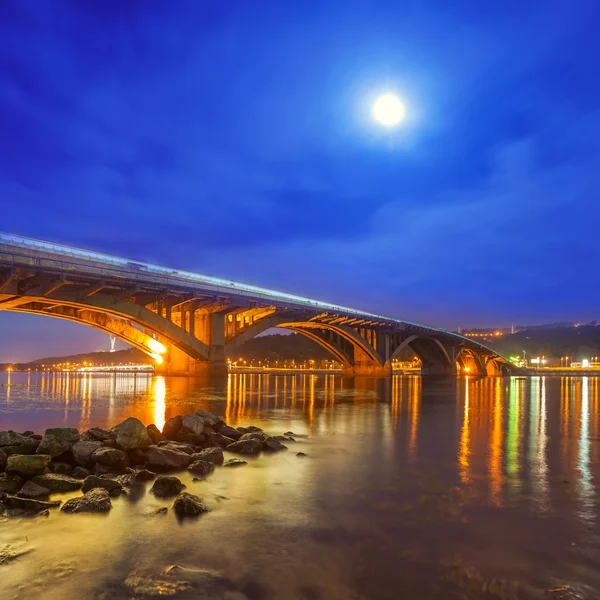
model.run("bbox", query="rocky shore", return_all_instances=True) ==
[0,410,302,519]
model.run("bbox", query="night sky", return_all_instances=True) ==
[2,1,600,361]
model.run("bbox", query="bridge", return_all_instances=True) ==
[0,233,514,377]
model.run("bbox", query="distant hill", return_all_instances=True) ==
[1,348,150,370]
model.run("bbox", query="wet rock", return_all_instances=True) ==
[226,439,262,455]
[150,475,185,497]
[296,452,307,457]
[49,462,74,475]
[91,447,128,472]
[0,473,23,493]
[72,440,103,466]
[162,415,183,440]
[72,466,90,479]
[263,436,287,452]
[82,475,123,496]
[223,458,247,468]
[208,432,235,448]
[7,454,51,476]
[22,430,35,436]
[176,432,206,445]
[44,427,80,444]
[17,481,50,498]
[218,425,242,440]
[127,448,148,467]
[61,488,112,513]
[82,427,114,442]
[2,438,40,456]
[246,425,263,433]
[0,543,33,565]
[195,409,218,426]
[191,447,224,466]
[36,434,72,458]
[181,414,204,437]
[115,417,152,450]
[2,494,61,512]
[146,424,166,444]
[131,468,155,483]
[32,473,82,493]
[188,460,215,478]
[172,492,210,518]
[149,506,168,516]
[146,446,191,470]
[0,449,6,472]
[0,431,28,447]
[157,440,195,455]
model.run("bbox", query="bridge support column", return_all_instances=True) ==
[342,347,393,377]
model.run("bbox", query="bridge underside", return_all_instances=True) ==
[0,266,513,377]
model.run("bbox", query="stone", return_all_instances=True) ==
[7,454,51,476]
[115,417,152,450]
[296,452,307,457]
[181,414,205,436]
[263,436,287,452]
[22,430,35,436]
[218,425,242,440]
[32,474,82,493]
[172,492,210,518]
[223,458,247,468]
[146,446,191,470]
[195,409,218,426]
[44,427,80,443]
[0,431,27,447]
[91,447,128,471]
[191,447,224,466]
[128,448,148,466]
[246,425,263,433]
[82,475,123,496]
[157,440,195,454]
[50,462,74,475]
[0,449,6,472]
[82,428,114,442]
[61,488,112,513]
[162,416,182,440]
[36,434,72,458]
[72,467,90,479]
[208,433,235,448]
[72,441,103,466]
[131,468,155,483]
[146,424,166,444]
[17,481,50,498]
[236,427,250,434]
[239,431,268,443]
[188,460,215,478]
[150,475,185,497]
[2,495,60,512]
[176,432,205,445]
[226,439,262,455]
[0,473,23,493]
[2,438,40,456]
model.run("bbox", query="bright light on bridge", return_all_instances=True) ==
[148,338,166,355]
[151,353,164,365]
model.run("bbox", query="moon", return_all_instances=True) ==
[372,94,406,126]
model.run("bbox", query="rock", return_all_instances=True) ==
[263,437,287,452]
[188,460,215,478]
[150,475,185,497]
[7,454,51,476]
[28,434,43,441]
[0,449,6,472]
[2,495,60,512]
[2,438,40,456]
[49,462,74,475]
[202,426,215,436]
[82,475,123,496]
[162,416,183,440]
[181,414,204,436]
[91,447,128,472]
[218,425,242,440]
[36,434,72,458]
[115,417,152,450]
[208,433,235,448]
[22,430,35,436]
[296,452,307,457]
[61,488,112,513]
[246,425,263,433]
[72,467,90,479]
[172,492,210,518]
[32,474,82,493]
[128,448,148,466]
[237,427,250,434]
[146,447,191,470]
[131,468,155,483]
[195,409,218,426]
[0,431,28,447]
[44,427,80,443]
[239,431,268,443]
[17,481,50,498]
[226,439,262,455]
[223,458,247,468]
[176,432,205,445]
[0,473,23,493]
[157,441,195,455]
[82,428,114,442]
[146,424,166,444]
[0,543,34,565]
[72,441,103,466]
[191,447,224,466]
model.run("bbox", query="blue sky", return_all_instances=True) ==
[1,0,600,361]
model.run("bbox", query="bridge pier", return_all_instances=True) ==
[156,344,227,377]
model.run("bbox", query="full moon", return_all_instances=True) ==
[372,94,406,126]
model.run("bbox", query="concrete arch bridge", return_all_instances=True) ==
[0,234,514,377]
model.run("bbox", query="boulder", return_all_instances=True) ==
[82,428,114,442]
[146,447,191,470]
[162,416,182,440]
[32,474,82,493]
[157,441,195,455]
[147,424,166,444]
[181,414,204,436]
[239,431,268,443]
[49,462,74,475]
[226,439,262,455]
[61,488,112,513]
[263,437,287,452]
[0,431,28,447]
[208,433,235,448]
[128,448,148,467]
[17,481,50,498]
[91,447,128,472]
[22,430,35,436]
[0,449,6,472]
[2,438,40,456]
[296,452,307,457]
[246,426,263,433]
[176,432,205,445]
[44,427,80,443]
[0,473,23,493]
[188,460,215,478]
[131,468,155,483]
[150,475,185,497]
[218,425,242,440]
[223,458,247,468]
[2,495,60,512]
[72,441,103,466]
[7,454,51,476]
[191,448,224,466]
[36,434,72,458]
[115,417,152,450]
[172,492,210,518]
[195,409,218,426]
[82,475,123,496]
[72,467,90,479]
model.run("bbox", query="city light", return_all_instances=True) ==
[372,94,406,126]
[148,338,166,355]
[150,353,164,365]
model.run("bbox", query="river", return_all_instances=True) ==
[0,371,598,599]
